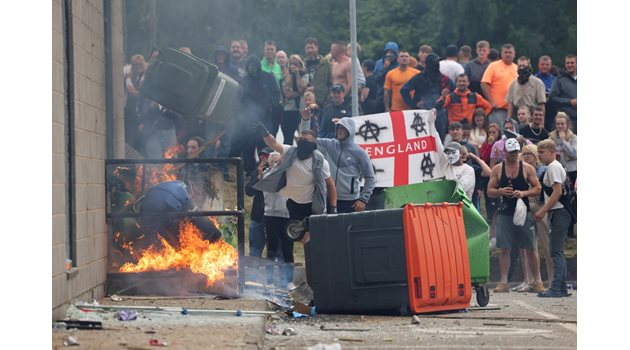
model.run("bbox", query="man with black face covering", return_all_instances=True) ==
[311,117,375,213]
[231,55,281,176]
[400,53,455,140]
[506,56,547,121]
[253,124,338,223]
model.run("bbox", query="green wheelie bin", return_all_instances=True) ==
[383,179,490,307]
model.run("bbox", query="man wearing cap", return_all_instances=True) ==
[318,83,353,139]
[439,142,477,200]
[487,138,545,293]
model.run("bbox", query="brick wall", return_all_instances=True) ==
[52,0,125,321]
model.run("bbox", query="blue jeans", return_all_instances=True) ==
[248,219,265,258]
[548,208,572,292]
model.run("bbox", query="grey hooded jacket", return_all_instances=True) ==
[252,146,328,215]
[315,117,375,203]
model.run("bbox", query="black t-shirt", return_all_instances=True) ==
[497,161,530,215]
[361,75,385,115]
[520,125,550,144]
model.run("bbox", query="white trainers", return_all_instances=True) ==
[511,282,528,292]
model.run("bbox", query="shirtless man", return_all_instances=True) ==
[330,41,352,97]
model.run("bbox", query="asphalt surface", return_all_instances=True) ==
[263,289,577,349]
[51,285,576,349]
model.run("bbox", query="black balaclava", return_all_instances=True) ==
[425,53,441,80]
[246,55,261,77]
[517,66,532,84]
[296,139,317,160]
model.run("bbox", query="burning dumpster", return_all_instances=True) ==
[105,157,245,297]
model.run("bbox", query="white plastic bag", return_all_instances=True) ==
[513,198,527,226]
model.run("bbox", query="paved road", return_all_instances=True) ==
[50,288,576,349]
[263,290,577,349]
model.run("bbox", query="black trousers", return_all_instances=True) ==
[281,110,300,145]
[286,199,313,221]
[264,216,293,286]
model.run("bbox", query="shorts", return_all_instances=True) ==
[496,212,536,249]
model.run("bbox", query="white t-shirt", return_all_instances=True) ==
[279,145,331,204]
[542,159,566,210]
[439,60,465,82]
[445,163,476,200]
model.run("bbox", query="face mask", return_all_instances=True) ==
[517,66,532,84]
[296,139,317,160]
[445,149,461,165]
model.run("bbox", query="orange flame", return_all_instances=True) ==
[119,219,237,286]
[133,145,184,195]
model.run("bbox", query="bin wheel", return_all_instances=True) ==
[475,284,490,307]
[285,220,306,242]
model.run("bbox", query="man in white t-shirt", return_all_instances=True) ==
[254,125,337,221]
[441,142,476,200]
[534,139,572,298]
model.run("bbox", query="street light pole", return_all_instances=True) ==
[349,0,359,117]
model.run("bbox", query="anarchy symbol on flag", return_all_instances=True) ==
[353,109,444,187]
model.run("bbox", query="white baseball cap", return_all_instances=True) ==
[505,138,520,152]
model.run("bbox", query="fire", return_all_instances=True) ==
[119,219,237,286]
[133,145,184,195]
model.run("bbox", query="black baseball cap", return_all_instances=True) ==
[331,84,345,93]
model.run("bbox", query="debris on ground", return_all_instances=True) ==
[63,335,80,346]
[412,315,421,324]
[149,338,168,346]
[307,343,342,350]
[110,294,123,302]
[337,337,363,342]
[282,327,297,336]
[265,324,283,336]
[118,310,139,321]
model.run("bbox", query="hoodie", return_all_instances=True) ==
[213,45,242,81]
[549,70,577,123]
[240,55,280,125]
[315,117,375,203]
[374,42,400,75]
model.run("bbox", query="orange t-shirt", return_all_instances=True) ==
[384,66,420,111]
[480,61,517,109]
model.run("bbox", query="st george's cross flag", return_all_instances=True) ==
[353,109,445,188]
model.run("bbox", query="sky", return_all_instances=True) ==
[0,1,625,348]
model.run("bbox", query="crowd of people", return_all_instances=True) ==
[122,37,577,296]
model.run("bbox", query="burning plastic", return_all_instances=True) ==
[119,219,237,286]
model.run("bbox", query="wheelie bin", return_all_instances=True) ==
[383,179,490,307]
[142,47,242,125]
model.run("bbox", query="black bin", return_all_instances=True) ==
[142,48,241,124]
[305,209,409,314]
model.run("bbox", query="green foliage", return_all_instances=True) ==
[125,0,576,68]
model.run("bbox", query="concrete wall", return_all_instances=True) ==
[52,0,125,321]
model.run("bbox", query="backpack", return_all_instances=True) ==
[541,170,577,236]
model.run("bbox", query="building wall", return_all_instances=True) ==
[52,0,125,321]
